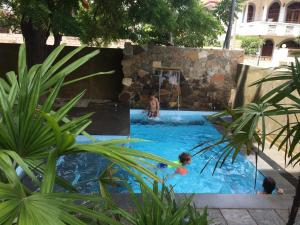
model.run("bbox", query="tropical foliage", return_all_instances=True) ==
[85,0,222,48]
[0,0,222,66]
[239,36,264,55]
[117,182,208,225]
[194,59,300,224]
[213,0,245,27]
[0,44,178,224]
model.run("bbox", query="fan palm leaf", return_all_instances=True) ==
[194,59,300,225]
[0,44,177,224]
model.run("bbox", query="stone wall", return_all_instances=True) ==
[120,43,244,110]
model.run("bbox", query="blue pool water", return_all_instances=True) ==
[57,110,264,194]
[129,110,264,193]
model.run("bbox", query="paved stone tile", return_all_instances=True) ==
[190,194,293,209]
[262,143,300,179]
[221,209,257,225]
[249,209,284,225]
[276,209,300,225]
[208,209,227,225]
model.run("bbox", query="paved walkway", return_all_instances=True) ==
[259,142,300,179]
[114,193,299,224]
[205,208,300,225]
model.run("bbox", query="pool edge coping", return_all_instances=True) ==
[111,193,294,210]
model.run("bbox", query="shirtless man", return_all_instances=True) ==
[147,93,160,118]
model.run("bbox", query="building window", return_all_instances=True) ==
[280,40,300,49]
[286,3,300,23]
[247,4,255,22]
[267,2,280,22]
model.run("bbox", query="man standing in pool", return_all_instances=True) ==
[147,92,160,118]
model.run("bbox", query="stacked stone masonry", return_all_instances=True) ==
[121,43,244,110]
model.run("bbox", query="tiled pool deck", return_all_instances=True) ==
[112,193,299,224]
[204,208,300,225]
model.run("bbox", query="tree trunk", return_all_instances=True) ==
[287,176,300,225]
[53,32,62,49]
[223,0,236,49]
[21,18,50,68]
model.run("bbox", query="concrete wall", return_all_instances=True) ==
[121,43,244,110]
[234,64,299,151]
[0,43,129,135]
[0,43,124,101]
[0,33,131,49]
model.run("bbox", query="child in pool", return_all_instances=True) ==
[257,177,284,195]
[147,92,160,118]
[157,152,191,175]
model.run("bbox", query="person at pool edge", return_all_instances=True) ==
[157,152,191,175]
[147,92,160,118]
[257,177,284,195]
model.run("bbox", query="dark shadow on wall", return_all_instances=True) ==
[233,64,249,108]
[68,103,129,135]
[54,46,124,101]
[252,83,262,103]
[0,43,124,101]
[0,43,129,135]
[0,44,19,74]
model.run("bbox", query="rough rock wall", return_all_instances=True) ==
[120,43,244,110]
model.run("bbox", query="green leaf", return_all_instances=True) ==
[41,150,58,194]
[18,44,27,82]
[42,45,85,83]
[0,78,11,92]
[62,70,114,87]
[41,78,64,112]
[0,153,19,185]
[54,90,86,121]
[40,44,65,78]
[0,200,19,224]
[1,150,39,185]
[42,49,100,91]
[58,203,122,225]
[42,112,62,148]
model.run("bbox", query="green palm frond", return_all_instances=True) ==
[117,181,208,225]
[194,57,300,176]
[0,44,179,224]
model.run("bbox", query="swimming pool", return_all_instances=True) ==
[57,110,264,194]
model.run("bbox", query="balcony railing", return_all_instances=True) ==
[237,21,300,37]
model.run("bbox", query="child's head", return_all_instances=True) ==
[149,91,155,99]
[263,177,276,194]
[179,152,191,166]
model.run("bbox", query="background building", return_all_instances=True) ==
[233,0,300,66]
[201,0,221,9]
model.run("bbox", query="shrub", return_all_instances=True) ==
[239,36,264,55]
